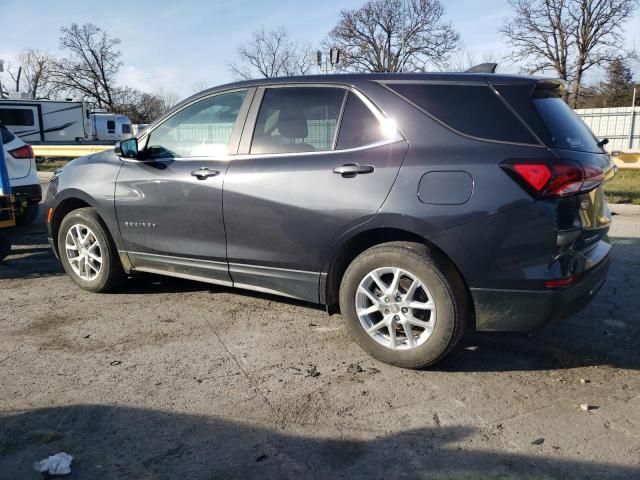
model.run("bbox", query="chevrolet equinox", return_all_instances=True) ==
[45,72,614,368]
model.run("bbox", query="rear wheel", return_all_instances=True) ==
[339,242,467,369]
[57,208,125,292]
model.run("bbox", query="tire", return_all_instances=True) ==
[15,203,39,226]
[0,233,10,261]
[339,242,468,369]
[57,207,125,292]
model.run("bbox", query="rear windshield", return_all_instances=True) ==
[532,98,602,153]
[1,125,16,144]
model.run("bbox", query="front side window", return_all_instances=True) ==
[121,123,131,134]
[251,87,345,154]
[146,90,246,159]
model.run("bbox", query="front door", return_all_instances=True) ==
[223,86,408,301]
[115,89,251,285]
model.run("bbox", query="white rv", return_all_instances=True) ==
[90,113,132,142]
[0,97,92,144]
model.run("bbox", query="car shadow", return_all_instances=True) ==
[0,404,637,479]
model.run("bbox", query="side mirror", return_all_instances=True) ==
[115,137,138,159]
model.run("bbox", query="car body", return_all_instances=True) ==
[44,72,614,367]
[1,124,41,224]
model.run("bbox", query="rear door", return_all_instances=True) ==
[223,85,408,301]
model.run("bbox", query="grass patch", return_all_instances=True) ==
[37,160,70,172]
[605,169,640,205]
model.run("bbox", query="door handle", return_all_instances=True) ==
[333,163,375,177]
[191,168,220,180]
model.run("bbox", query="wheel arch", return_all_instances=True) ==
[50,194,101,257]
[322,227,475,326]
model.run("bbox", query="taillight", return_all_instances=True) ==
[8,145,34,159]
[544,273,581,288]
[502,159,604,198]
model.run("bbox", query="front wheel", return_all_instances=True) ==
[339,242,468,369]
[57,207,125,292]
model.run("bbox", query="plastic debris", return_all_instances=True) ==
[33,452,73,475]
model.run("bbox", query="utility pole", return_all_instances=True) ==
[314,48,341,74]
[400,0,406,73]
[629,86,637,149]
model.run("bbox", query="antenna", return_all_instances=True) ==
[465,63,498,74]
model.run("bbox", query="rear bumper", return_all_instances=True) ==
[472,243,611,331]
[11,184,42,204]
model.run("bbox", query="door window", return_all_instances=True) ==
[146,90,247,159]
[107,120,116,133]
[336,93,386,149]
[250,87,345,154]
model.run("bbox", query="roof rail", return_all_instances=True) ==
[465,63,498,73]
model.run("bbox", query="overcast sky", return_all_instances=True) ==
[1,0,638,101]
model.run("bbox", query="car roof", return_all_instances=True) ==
[146,72,549,135]
[192,72,543,97]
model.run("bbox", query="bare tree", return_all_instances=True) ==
[111,87,177,124]
[52,23,122,108]
[7,50,58,99]
[501,0,638,107]
[327,0,459,73]
[227,27,313,80]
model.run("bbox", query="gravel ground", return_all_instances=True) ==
[0,179,638,479]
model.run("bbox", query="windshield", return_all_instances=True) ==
[533,98,602,153]
[1,125,16,145]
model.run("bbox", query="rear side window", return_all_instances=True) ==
[251,87,345,154]
[532,98,601,153]
[121,124,131,134]
[336,93,385,149]
[1,126,16,144]
[0,108,35,127]
[386,83,536,144]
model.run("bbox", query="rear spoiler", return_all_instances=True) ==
[532,79,566,98]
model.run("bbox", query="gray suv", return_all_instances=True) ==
[45,73,613,368]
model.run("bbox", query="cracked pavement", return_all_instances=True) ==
[0,180,638,479]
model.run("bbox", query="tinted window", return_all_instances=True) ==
[251,87,345,154]
[533,98,602,152]
[107,120,116,132]
[386,83,536,144]
[1,126,16,144]
[147,90,246,159]
[121,124,131,134]
[336,93,384,149]
[0,108,34,127]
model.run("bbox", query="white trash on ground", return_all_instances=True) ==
[33,452,73,475]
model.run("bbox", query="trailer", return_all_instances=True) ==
[0,98,92,144]
[91,113,133,142]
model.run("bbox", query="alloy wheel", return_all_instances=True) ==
[355,267,436,350]
[65,224,103,281]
